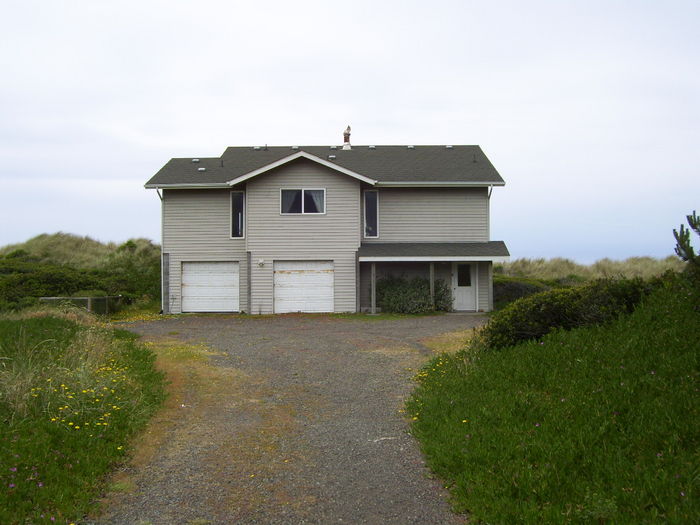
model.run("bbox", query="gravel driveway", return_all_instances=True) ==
[98,313,487,525]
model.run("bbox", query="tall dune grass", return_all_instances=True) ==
[0,232,157,269]
[496,256,684,281]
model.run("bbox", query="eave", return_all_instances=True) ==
[144,183,231,189]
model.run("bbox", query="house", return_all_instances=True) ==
[144,129,509,315]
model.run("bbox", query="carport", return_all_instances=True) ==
[357,242,510,313]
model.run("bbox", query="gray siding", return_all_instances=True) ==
[362,187,489,242]
[246,159,360,314]
[477,261,490,312]
[162,189,247,313]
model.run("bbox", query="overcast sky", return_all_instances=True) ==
[1,1,698,263]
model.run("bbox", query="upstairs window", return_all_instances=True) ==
[281,189,325,214]
[231,191,245,238]
[364,190,378,237]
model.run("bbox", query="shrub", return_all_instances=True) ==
[377,276,451,313]
[493,275,550,309]
[475,277,653,350]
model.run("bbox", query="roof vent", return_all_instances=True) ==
[192,158,200,163]
[291,146,299,150]
[328,154,337,160]
[198,167,206,172]
[407,145,415,149]
[368,145,376,149]
[330,145,337,150]
[445,145,453,149]
[253,146,261,150]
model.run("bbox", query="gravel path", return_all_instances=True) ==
[97,313,487,525]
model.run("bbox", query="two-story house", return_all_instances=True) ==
[145,131,509,315]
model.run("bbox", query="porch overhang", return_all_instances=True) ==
[357,241,510,263]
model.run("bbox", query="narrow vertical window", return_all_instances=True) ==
[364,190,378,238]
[231,191,244,238]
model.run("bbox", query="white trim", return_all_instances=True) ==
[359,255,510,262]
[230,190,246,239]
[280,188,327,215]
[145,183,230,189]
[375,181,505,187]
[363,190,379,238]
[226,151,378,186]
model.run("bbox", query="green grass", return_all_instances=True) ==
[407,276,699,523]
[0,309,165,524]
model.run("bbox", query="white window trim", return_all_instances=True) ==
[279,188,327,215]
[363,190,379,238]
[230,190,246,239]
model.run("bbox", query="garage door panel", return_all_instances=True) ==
[182,261,239,312]
[274,261,334,313]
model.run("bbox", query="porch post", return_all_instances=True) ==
[371,262,377,314]
[429,262,435,309]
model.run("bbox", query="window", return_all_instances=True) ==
[457,264,471,287]
[231,191,245,238]
[281,189,325,214]
[364,190,378,238]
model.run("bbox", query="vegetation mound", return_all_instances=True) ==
[0,233,160,311]
[407,273,699,523]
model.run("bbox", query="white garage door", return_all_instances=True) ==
[274,261,334,313]
[181,262,239,312]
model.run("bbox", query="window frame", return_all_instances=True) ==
[363,190,379,238]
[230,190,246,239]
[279,188,327,215]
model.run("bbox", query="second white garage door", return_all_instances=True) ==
[274,261,334,313]
[181,261,239,313]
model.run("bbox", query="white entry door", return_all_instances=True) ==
[452,262,476,311]
[274,261,334,313]
[181,261,239,312]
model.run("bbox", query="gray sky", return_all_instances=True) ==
[1,0,698,263]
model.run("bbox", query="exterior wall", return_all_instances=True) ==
[162,189,247,313]
[361,187,489,242]
[246,159,360,314]
[160,165,495,315]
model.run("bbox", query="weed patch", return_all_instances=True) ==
[0,311,165,524]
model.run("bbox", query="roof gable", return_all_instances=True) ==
[226,151,377,186]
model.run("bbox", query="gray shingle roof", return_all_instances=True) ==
[357,241,509,258]
[145,145,504,187]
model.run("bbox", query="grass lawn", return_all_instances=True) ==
[407,277,699,523]
[0,308,165,524]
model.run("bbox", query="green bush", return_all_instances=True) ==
[476,277,653,350]
[377,276,451,313]
[493,275,551,309]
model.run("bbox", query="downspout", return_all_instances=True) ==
[156,188,164,314]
